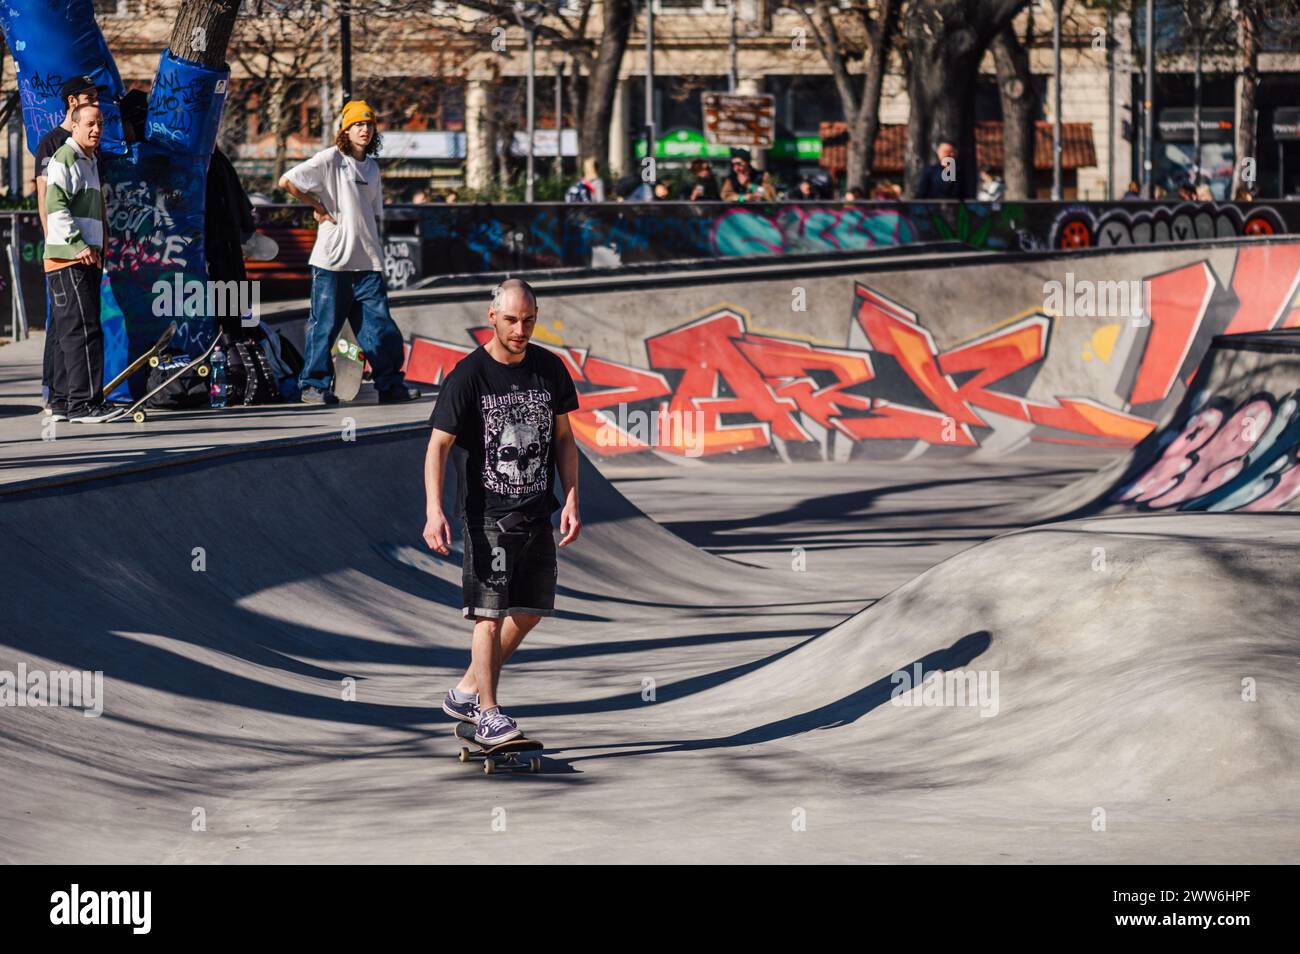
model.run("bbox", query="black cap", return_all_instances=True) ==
[59,75,105,103]
[730,147,752,162]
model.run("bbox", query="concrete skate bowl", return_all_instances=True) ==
[655,511,1300,860]
[378,235,1300,465]
[0,426,857,862]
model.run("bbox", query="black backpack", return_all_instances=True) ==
[143,353,210,410]
[224,337,282,405]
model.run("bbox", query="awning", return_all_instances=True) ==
[819,121,1098,175]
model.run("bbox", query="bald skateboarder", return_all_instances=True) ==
[423,278,581,745]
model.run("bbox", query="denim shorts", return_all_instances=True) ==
[461,519,558,619]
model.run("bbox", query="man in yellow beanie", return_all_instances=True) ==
[279,100,421,405]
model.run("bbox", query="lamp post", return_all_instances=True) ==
[1052,0,1063,200]
[526,20,536,202]
[645,0,656,181]
[339,2,352,103]
[555,61,564,179]
[1144,0,1155,197]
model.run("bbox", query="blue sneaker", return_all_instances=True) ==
[475,707,521,746]
[441,690,480,724]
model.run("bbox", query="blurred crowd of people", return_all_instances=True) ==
[277,140,1259,208]
[562,147,911,205]
[1121,179,1255,202]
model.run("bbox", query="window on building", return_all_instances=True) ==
[653,0,724,14]
[767,75,843,135]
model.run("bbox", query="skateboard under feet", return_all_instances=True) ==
[452,721,544,775]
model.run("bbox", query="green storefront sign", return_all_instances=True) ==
[635,127,821,161]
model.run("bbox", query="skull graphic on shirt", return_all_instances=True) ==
[482,394,552,496]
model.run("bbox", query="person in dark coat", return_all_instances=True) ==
[687,158,721,201]
[915,141,962,200]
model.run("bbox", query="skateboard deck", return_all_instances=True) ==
[331,321,365,402]
[113,332,222,423]
[103,321,177,399]
[452,721,544,775]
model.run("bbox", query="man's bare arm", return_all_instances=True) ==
[278,176,335,224]
[423,427,456,553]
[554,413,581,547]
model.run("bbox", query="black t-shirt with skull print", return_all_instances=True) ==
[430,344,580,524]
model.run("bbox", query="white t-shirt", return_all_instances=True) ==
[283,146,385,272]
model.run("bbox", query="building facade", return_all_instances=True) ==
[4,1,1299,201]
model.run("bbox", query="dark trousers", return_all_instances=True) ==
[47,262,104,413]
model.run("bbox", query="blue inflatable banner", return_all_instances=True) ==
[0,0,126,156]
[146,49,229,158]
[3,1,232,398]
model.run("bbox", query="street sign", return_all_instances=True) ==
[701,92,775,149]
[1274,107,1300,142]
[1156,107,1233,143]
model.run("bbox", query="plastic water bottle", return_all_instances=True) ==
[210,345,228,409]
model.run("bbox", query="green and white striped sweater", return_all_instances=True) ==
[43,138,104,260]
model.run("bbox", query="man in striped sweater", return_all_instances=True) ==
[43,102,115,424]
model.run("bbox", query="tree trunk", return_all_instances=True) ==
[567,56,586,175]
[496,91,513,193]
[904,0,1029,198]
[167,0,242,68]
[271,78,291,184]
[846,0,900,193]
[580,0,632,180]
[905,3,980,198]
[1231,4,1258,197]
[992,20,1034,199]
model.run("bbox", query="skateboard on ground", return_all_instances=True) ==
[112,332,222,423]
[102,321,177,399]
[331,321,365,402]
[452,721,544,775]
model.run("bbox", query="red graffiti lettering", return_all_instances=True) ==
[1130,263,1215,406]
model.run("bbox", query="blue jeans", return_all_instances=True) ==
[300,267,407,393]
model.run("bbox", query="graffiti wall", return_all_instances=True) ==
[393,240,1300,463]
[0,214,49,332]
[345,199,1300,277]
[1106,324,1300,514]
[1112,390,1300,512]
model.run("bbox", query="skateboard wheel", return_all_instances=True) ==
[197,365,210,378]
[458,747,470,763]
[132,410,146,424]
[149,356,160,367]
[529,757,541,773]
[483,759,496,775]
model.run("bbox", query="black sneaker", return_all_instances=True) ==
[300,386,339,406]
[46,406,69,423]
[377,384,422,404]
[70,402,122,424]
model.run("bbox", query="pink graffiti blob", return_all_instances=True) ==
[1240,455,1300,511]
[1119,400,1273,507]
